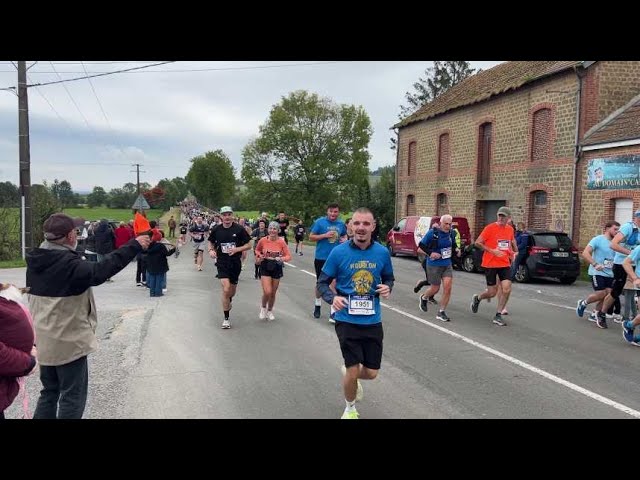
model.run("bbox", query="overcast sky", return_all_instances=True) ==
[0,61,501,192]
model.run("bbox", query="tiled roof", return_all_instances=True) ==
[581,92,640,147]
[395,61,580,128]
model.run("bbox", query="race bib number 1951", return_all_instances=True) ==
[348,295,375,315]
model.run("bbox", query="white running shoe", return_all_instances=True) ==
[162,288,168,294]
[259,307,267,320]
[267,311,275,321]
[221,319,231,329]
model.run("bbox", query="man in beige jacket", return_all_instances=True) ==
[26,213,150,419]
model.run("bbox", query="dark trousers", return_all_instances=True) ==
[147,272,163,296]
[169,227,175,237]
[34,355,88,419]
[136,254,147,283]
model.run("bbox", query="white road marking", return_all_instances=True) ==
[300,269,316,277]
[381,302,640,418]
[299,265,640,417]
[284,262,297,268]
[529,298,576,310]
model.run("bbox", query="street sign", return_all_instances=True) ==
[132,194,151,210]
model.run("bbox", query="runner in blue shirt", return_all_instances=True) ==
[621,244,640,346]
[576,221,620,322]
[309,203,347,321]
[317,207,394,419]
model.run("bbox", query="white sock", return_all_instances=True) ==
[330,305,336,315]
[315,298,322,306]
[345,399,356,411]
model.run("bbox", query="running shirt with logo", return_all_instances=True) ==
[478,222,515,269]
[311,217,347,260]
[321,241,394,326]
[208,223,251,264]
[256,237,291,261]
[613,222,640,265]
[294,225,305,238]
[278,217,289,238]
[189,223,209,243]
[587,234,615,277]
[179,225,188,235]
[627,244,640,277]
[418,228,456,267]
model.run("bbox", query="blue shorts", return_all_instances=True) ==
[591,275,614,291]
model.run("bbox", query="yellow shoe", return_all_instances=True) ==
[341,409,359,419]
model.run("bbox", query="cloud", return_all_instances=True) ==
[0,60,501,191]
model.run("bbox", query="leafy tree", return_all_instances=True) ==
[185,150,236,209]
[391,61,476,150]
[0,181,19,208]
[87,186,108,208]
[107,188,130,209]
[32,182,60,247]
[369,165,395,241]
[241,90,372,225]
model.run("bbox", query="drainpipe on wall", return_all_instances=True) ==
[569,67,585,240]
[394,127,400,222]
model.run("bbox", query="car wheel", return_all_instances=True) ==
[462,255,475,273]
[388,244,396,257]
[514,265,530,283]
[560,276,577,285]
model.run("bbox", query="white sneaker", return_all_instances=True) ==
[267,311,275,321]
[340,365,363,402]
[221,319,231,329]
[162,288,168,294]
[259,307,267,320]
[328,317,336,324]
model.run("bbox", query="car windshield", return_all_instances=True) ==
[533,234,572,249]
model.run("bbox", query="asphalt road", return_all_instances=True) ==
[4,242,640,419]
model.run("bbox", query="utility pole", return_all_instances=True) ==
[130,163,145,195]
[18,61,32,258]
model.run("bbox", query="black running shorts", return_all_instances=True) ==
[216,261,242,285]
[485,267,511,286]
[259,260,284,279]
[314,259,326,279]
[335,321,383,370]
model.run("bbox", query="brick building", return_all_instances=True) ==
[394,61,640,248]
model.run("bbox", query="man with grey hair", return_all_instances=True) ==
[416,214,460,321]
[26,213,150,418]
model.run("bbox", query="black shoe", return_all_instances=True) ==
[427,296,438,305]
[419,295,428,312]
[313,305,321,318]
[413,279,429,294]
[471,294,480,313]
[436,310,450,322]
[596,313,608,329]
[493,313,507,326]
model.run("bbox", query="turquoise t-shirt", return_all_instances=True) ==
[321,241,394,325]
[613,222,640,265]
[310,217,347,260]
[627,244,640,277]
[587,234,614,277]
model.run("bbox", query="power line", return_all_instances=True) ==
[29,78,74,133]
[49,61,97,137]
[80,60,113,132]
[27,61,176,88]
[0,60,347,75]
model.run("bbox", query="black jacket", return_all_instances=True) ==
[93,221,115,254]
[26,239,143,297]
[145,242,175,275]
